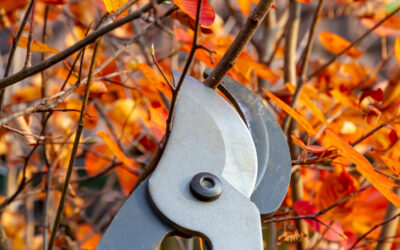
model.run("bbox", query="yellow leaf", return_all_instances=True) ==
[101,0,128,13]
[285,83,327,124]
[395,37,400,67]
[17,36,59,54]
[319,32,363,59]
[325,129,400,208]
[262,88,316,137]
[97,131,137,170]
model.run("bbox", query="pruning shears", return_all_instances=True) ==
[96,69,291,250]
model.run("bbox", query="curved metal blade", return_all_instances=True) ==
[204,68,291,216]
[148,71,262,249]
[96,179,173,250]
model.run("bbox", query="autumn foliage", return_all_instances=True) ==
[1,0,400,249]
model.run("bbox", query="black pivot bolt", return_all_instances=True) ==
[190,172,222,202]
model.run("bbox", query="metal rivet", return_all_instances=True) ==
[190,172,222,202]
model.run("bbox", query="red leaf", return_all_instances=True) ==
[172,0,215,26]
[293,201,320,232]
[359,88,384,104]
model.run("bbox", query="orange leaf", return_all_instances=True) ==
[262,88,316,136]
[325,129,400,208]
[395,37,400,67]
[380,155,400,176]
[291,135,334,157]
[97,131,137,170]
[17,36,59,54]
[101,0,128,13]
[84,144,112,176]
[296,0,310,3]
[135,63,172,99]
[238,52,280,83]
[172,0,215,26]
[319,32,363,59]
[116,167,138,196]
[285,83,327,124]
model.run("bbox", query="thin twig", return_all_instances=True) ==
[47,39,101,250]
[299,0,325,80]
[204,0,274,89]
[151,44,174,91]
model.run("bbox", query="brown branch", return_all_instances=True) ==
[299,0,325,80]
[0,0,163,89]
[204,0,274,89]
[47,39,101,250]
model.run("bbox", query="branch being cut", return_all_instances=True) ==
[204,0,274,89]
